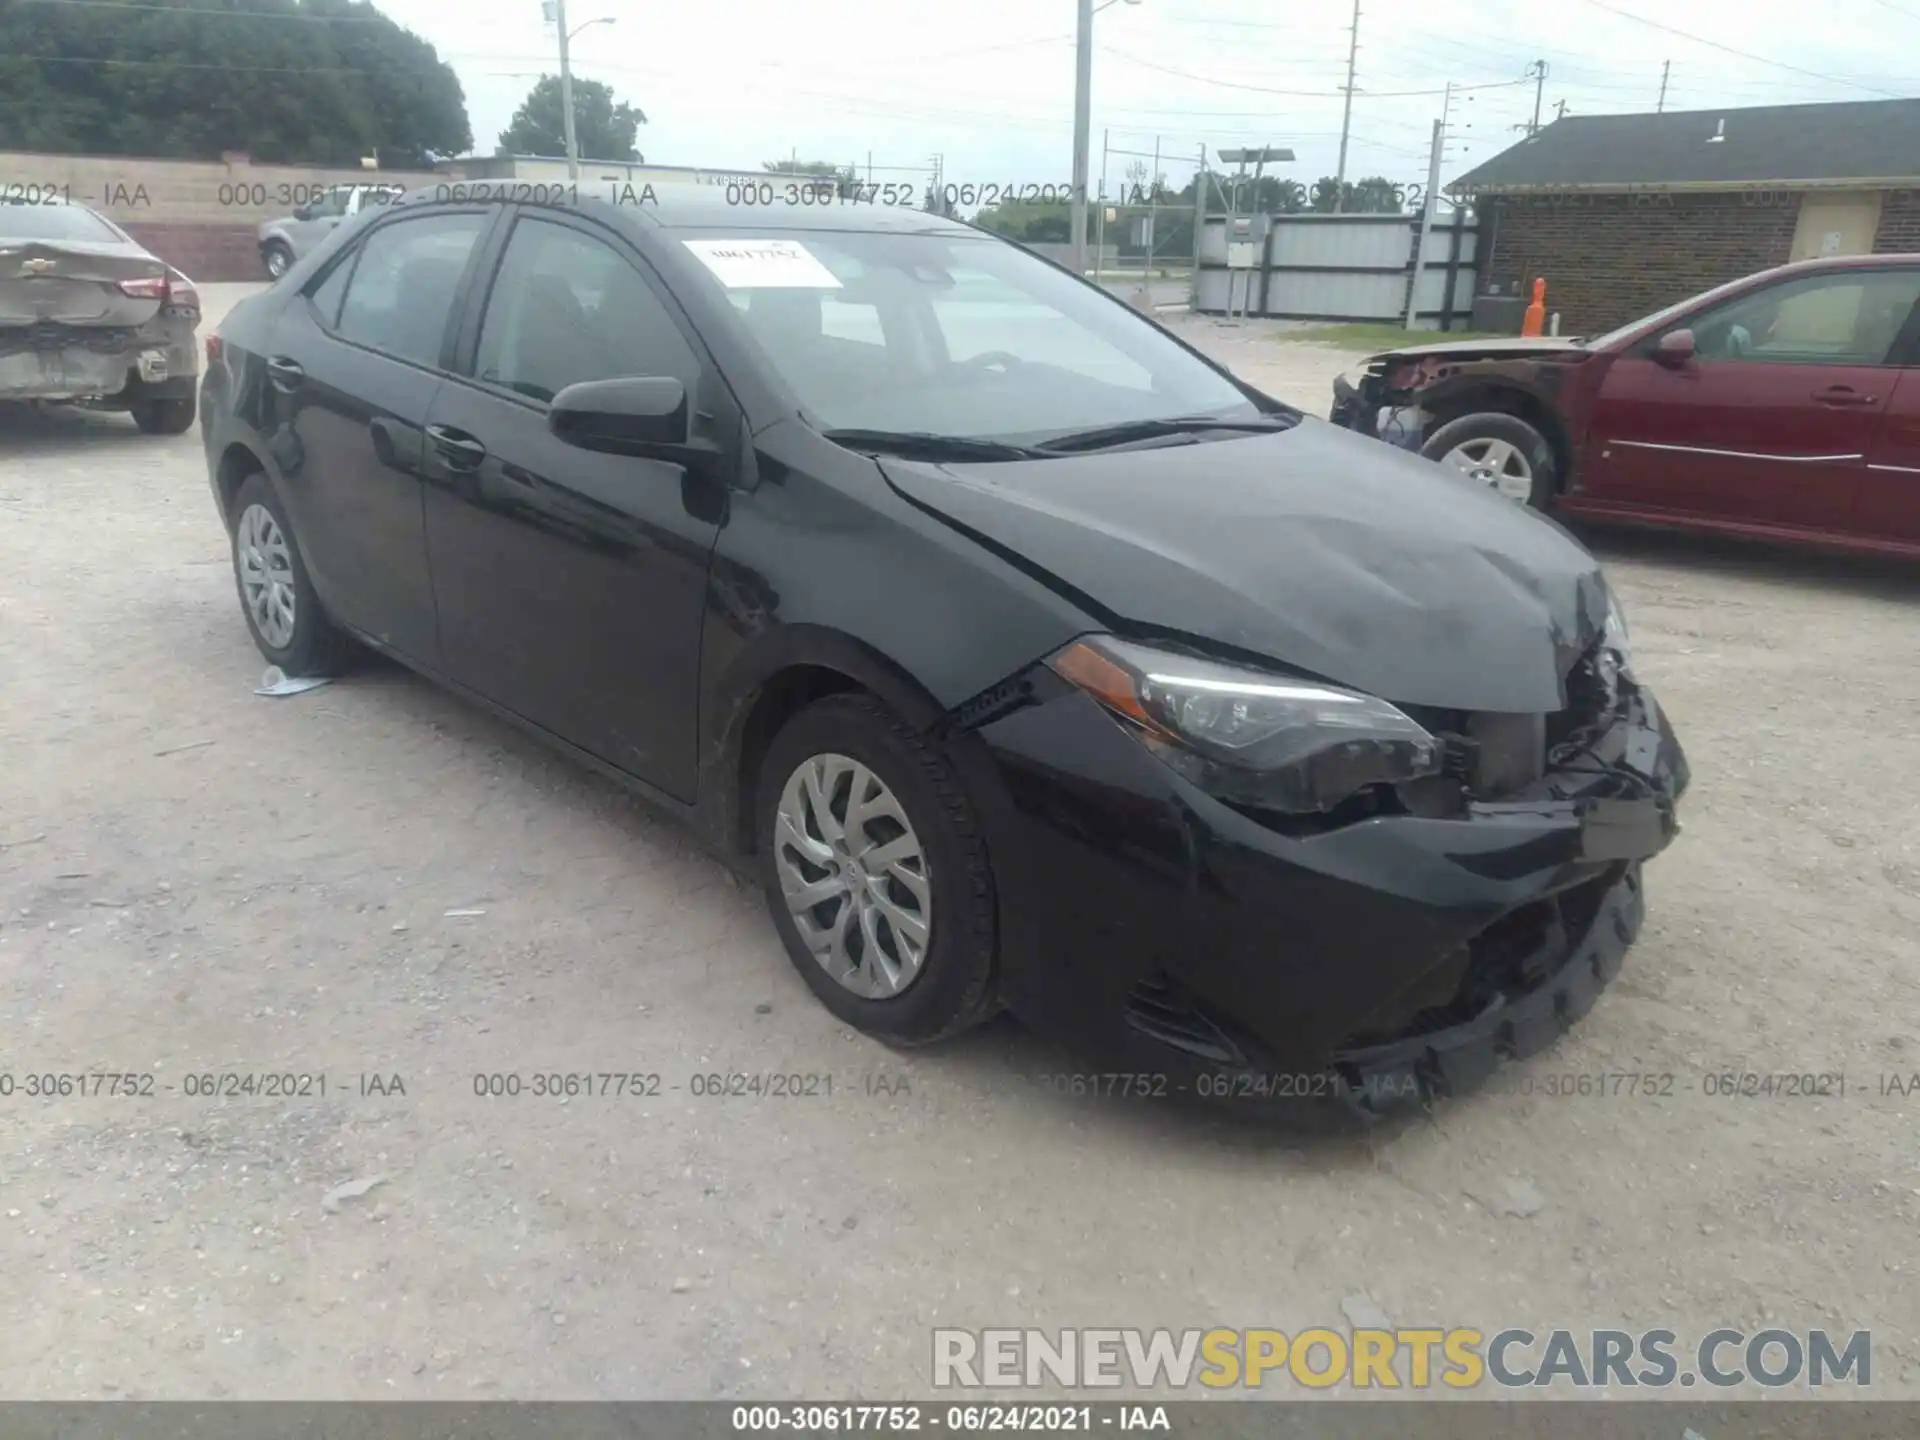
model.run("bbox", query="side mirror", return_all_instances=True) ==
[1653,328,1696,368]
[548,376,696,458]
[291,205,314,222]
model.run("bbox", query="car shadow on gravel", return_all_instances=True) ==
[1574,521,1920,603]
[0,402,160,455]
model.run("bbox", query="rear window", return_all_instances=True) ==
[0,201,127,244]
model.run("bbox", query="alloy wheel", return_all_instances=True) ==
[1443,436,1534,502]
[236,503,297,649]
[773,752,932,999]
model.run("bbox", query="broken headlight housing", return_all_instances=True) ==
[1599,578,1634,686]
[1048,635,1442,814]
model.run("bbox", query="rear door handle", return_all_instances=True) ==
[1812,385,1877,406]
[426,423,488,472]
[265,356,304,392]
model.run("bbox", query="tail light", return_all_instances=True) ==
[118,275,171,300]
[205,334,222,365]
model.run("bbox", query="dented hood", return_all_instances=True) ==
[879,420,1610,713]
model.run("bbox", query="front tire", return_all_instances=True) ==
[262,242,293,280]
[756,694,998,1045]
[1421,412,1556,508]
[132,396,195,435]
[229,473,354,676]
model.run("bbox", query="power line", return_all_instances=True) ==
[1099,45,1529,98]
[1573,0,1914,98]
[17,0,393,19]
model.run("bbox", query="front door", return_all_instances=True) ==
[1584,266,1920,531]
[421,208,732,800]
[1861,367,1920,544]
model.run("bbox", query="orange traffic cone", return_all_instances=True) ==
[1520,277,1547,337]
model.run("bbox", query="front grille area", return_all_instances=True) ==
[1341,866,1623,1048]
[1123,973,1248,1066]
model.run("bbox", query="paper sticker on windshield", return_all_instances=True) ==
[682,238,843,290]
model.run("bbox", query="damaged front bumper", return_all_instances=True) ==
[964,655,1688,1122]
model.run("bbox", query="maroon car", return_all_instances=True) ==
[1329,255,1920,558]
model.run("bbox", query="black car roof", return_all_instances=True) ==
[397,181,980,237]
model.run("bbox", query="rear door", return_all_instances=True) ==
[260,206,498,663]
[420,207,733,799]
[1860,309,1920,544]
[1584,267,1920,530]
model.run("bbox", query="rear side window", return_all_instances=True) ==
[473,215,698,404]
[307,253,353,327]
[335,213,486,369]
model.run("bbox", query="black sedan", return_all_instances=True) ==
[198,189,1688,1117]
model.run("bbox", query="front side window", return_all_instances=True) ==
[333,212,486,369]
[1679,270,1920,366]
[474,216,699,404]
[680,228,1260,443]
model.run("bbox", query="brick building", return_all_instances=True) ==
[1450,98,1920,336]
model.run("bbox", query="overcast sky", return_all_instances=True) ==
[376,0,1920,194]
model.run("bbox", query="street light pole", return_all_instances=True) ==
[1070,0,1094,275]
[553,0,580,180]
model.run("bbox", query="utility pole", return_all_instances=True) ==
[1094,129,1110,277]
[1527,59,1548,136]
[1657,60,1671,113]
[1404,84,1449,328]
[1143,135,1161,280]
[1070,0,1095,273]
[552,0,580,179]
[1332,0,1361,212]
[1189,143,1206,298]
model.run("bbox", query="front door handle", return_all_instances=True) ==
[265,356,304,393]
[426,423,488,472]
[1812,385,1877,406]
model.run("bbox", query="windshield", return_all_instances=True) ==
[0,201,127,244]
[677,228,1270,443]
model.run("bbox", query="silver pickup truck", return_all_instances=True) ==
[257,183,405,279]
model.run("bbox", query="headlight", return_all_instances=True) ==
[1048,635,1442,814]
[1599,579,1633,681]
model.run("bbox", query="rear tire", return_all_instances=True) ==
[229,473,355,676]
[132,396,196,435]
[1421,411,1556,508]
[756,693,999,1045]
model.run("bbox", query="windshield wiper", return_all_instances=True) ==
[822,428,1050,462]
[1034,413,1298,455]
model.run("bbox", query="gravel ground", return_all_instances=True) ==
[1,287,1916,1400]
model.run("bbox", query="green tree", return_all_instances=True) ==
[0,0,470,164]
[497,75,644,160]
